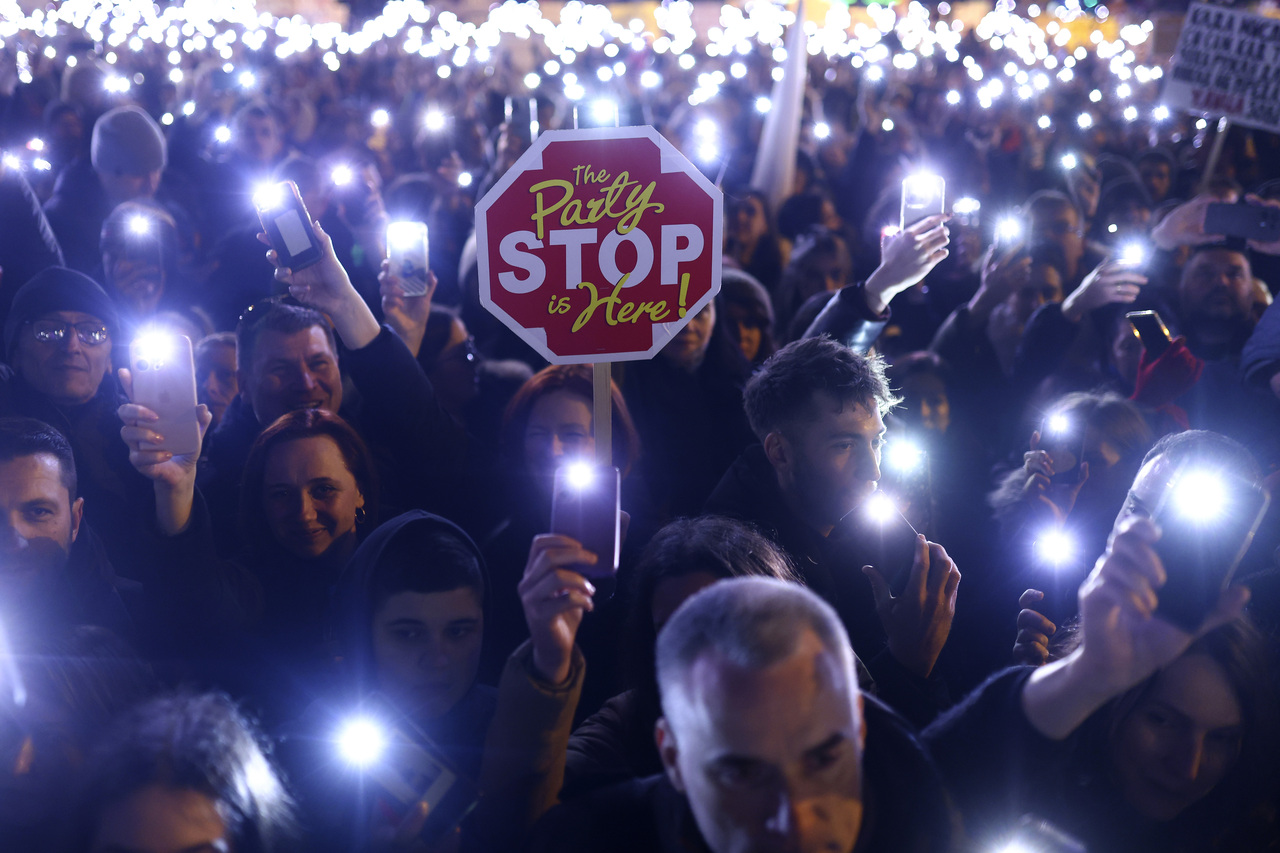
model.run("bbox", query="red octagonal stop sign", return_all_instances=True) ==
[476,126,722,364]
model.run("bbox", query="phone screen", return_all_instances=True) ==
[901,175,945,229]
[549,464,621,579]
[1126,310,1172,359]
[275,209,313,257]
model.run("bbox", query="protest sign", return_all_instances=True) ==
[1166,2,1280,132]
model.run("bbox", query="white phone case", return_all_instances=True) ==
[131,335,201,456]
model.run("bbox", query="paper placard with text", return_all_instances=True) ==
[476,127,723,364]
[1166,2,1280,132]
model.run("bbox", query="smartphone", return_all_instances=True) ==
[332,165,374,227]
[353,694,480,845]
[1151,466,1269,632]
[387,222,431,297]
[130,333,201,456]
[901,174,945,230]
[1040,413,1086,486]
[549,463,621,580]
[1126,309,1172,359]
[858,505,919,597]
[1205,202,1280,243]
[254,180,323,271]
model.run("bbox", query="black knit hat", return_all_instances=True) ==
[4,267,120,360]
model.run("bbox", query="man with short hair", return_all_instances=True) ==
[0,416,132,642]
[706,337,961,724]
[528,578,956,853]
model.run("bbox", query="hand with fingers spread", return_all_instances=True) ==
[380,258,436,358]
[1061,259,1148,323]
[862,534,962,678]
[1012,589,1057,666]
[520,534,597,685]
[864,214,952,315]
[1019,430,1090,524]
[1023,516,1250,740]
[117,367,212,535]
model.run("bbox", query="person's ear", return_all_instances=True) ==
[763,430,790,472]
[655,717,686,793]
[70,497,84,543]
[355,488,366,510]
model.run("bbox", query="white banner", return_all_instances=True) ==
[1165,3,1280,132]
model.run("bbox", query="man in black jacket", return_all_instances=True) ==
[705,337,961,726]
[529,578,956,853]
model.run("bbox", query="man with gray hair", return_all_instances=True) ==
[529,577,955,853]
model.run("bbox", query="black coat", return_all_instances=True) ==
[531,695,958,853]
[0,168,63,334]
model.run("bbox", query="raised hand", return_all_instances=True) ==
[864,214,951,314]
[1061,259,1147,322]
[863,535,961,678]
[519,534,597,685]
[1012,589,1057,666]
[1019,430,1089,524]
[379,259,435,358]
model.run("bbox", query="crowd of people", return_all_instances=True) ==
[2,0,1280,851]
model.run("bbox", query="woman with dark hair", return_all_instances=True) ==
[773,227,854,340]
[724,189,785,293]
[67,692,297,853]
[717,268,778,367]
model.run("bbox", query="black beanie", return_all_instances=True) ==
[4,267,120,361]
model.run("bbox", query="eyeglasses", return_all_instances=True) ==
[28,320,110,346]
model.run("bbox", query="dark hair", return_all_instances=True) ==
[744,336,900,441]
[239,409,379,555]
[1139,429,1260,483]
[0,416,77,498]
[68,693,297,853]
[235,299,336,377]
[1025,188,1080,221]
[369,521,486,613]
[887,350,951,386]
[777,192,830,243]
[1045,391,1153,462]
[500,364,641,479]
[196,330,236,358]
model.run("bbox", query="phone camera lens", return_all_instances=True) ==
[136,359,151,372]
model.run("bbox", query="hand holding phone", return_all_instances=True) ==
[901,174,945,229]
[549,462,621,580]
[124,333,201,457]
[1126,309,1172,359]
[520,533,597,684]
[254,181,323,271]
[1204,200,1280,244]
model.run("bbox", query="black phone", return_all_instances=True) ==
[848,493,919,597]
[1204,202,1280,243]
[1151,466,1269,632]
[348,694,481,845]
[550,463,621,580]
[254,181,323,271]
[1040,413,1086,486]
[1126,309,1172,359]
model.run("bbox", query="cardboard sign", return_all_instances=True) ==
[476,127,723,364]
[1165,2,1280,132]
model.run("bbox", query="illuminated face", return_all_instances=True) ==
[0,453,82,608]
[723,302,764,364]
[657,630,864,853]
[245,326,342,427]
[1112,654,1243,821]
[523,389,594,482]
[15,311,113,407]
[196,342,238,426]
[261,436,364,560]
[89,785,230,853]
[775,396,884,532]
[372,587,484,721]
[1179,250,1252,324]
[661,301,716,371]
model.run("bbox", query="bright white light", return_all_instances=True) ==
[1060,153,1078,170]
[1046,413,1071,435]
[128,215,150,235]
[882,118,895,132]
[387,221,425,250]
[1077,113,1094,129]
[730,62,747,79]
[865,65,884,82]
[524,72,540,89]
[253,183,284,210]
[813,121,831,140]
[1037,115,1051,130]
[1,153,20,171]
[886,440,925,474]
[998,842,1036,853]
[169,68,183,84]
[694,118,717,139]
[1035,528,1076,567]
[370,109,390,128]
[331,165,353,186]
[457,171,473,188]
[1171,471,1228,521]
[565,461,595,491]
[641,70,662,89]
[696,140,718,164]
[1152,105,1170,122]
[32,158,50,171]
[26,138,43,152]
[337,718,386,767]
[423,109,446,132]
[1117,83,1132,99]
[946,89,961,105]
[182,101,196,117]
[953,197,981,215]
[1118,242,1145,266]
[754,95,771,114]
[591,99,616,125]
[1089,89,1102,102]
[238,70,256,89]
[1124,106,1139,122]
[132,330,174,365]
[214,126,231,144]
[866,492,897,524]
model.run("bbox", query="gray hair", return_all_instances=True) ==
[655,577,856,711]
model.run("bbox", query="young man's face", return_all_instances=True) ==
[769,394,885,533]
[372,587,483,721]
[243,326,342,427]
[657,630,865,853]
[0,453,83,602]
[15,311,113,407]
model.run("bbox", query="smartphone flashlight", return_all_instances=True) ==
[886,439,925,474]
[564,461,595,490]
[1045,412,1070,435]
[457,171,473,188]
[254,180,323,271]
[1034,527,1076,568]
[132,330,174,370]
[371,108,390,128]
[866,492,898,525]
[128,214,151,236]
[1060,152,1078,171]
[387,221,430,297]
[337,717,387,767]
[997,217,1023,243]
[331,164,354,187]
[1168,470,1229,523]
[214,125,231,144]
[901,173,945,229]
[1117,241,1146,267]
